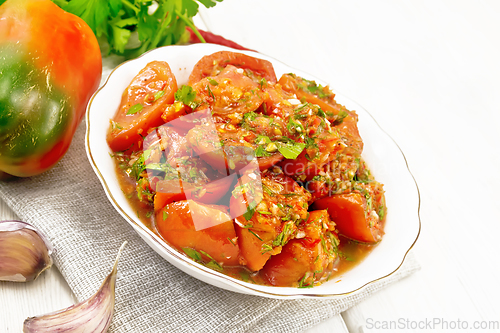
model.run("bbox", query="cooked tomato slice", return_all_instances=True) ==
[260,210,340,287]
[279,130,344,181]
[188,51,277,85]
[337,113,363,152]
[156,200,240,266]
[153,174,236,211]
[278,73,349,122]
[234,218,273,272]
[192,65,265,115]
[107,61,178,152]
[311,184,385,244]
[186,122,258,174]
[230,168,311,271]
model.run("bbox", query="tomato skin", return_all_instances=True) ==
[156,200,240,266]
[230,169,311,272]
[312,193,382,243]
[279,132,344,181]
[186,122,259,174]
[337,113,363,152]
[153,174,236,211]
[261,210,339,286]
[260,239,315,286]
[278,73,346,118]
[188,51,277,85]
[257,153,284,171]
[0,0,101,177]
[193,65,264,115]
[107,61,178,152]
[234,218,274,271]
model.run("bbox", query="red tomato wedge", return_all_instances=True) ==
[279,73,343,117]
[312,193,383,243]
[260,239,318,286]
[261,210,340,287]
[153,174,236,211]
[192,65,264,115]
[188,51,277,85]
[156,200,240,266]
[107,61,178,152]
[234,218,273,272]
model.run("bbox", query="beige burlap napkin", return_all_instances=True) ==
[0,62,420,333]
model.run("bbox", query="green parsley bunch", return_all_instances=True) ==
[51,0,223,57]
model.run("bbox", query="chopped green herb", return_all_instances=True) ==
[110,119,123,130]
[298,273,313,288]
[261,243,273,254]
[242,111,258,122]
[126,103,143,115]
[239,270,251,282]
[163,211,169,221]
[208,78,218,86]
[205,260,223,271]
[287,117,304,134]
[130,155,146,180]
[182,247,202,261]
[154,90,165,101]
[175,85,199,109]
[243,203,256,221]
[259,78,267,89]
[248,229,263,241]
[317,108,326,118]
[272,222,293,247]
[232,183,250,198]
[254,135,272,145]
[333,110,349,124]
[206,84,215,99]
[262,184,274,196]
[378,205,386,220]
[254,145,271,157]
[200,250,223,271]
[276,141,306,159]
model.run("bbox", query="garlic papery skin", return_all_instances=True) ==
[0,220,54,282]
[23,241,127,333]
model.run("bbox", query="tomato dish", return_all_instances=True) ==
[106,51,386,288]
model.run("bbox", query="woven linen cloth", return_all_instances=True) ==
[0,62,420,333]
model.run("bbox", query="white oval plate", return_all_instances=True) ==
[86,43,420,299]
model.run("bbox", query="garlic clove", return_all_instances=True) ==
[0,220,54,282]
[23,241,127,333]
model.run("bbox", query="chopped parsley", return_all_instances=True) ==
[175,85,199,109]
[182,248,223,272]
[248,229,262,241]
[272,221,294,247]
[242,202,257,221]
[276,141,306,159]
[126,103,143,115]
[154,90,165,101]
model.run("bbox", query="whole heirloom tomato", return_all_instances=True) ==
[0,0,102,177]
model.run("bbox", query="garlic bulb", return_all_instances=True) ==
[23,241,127,333]
[0,220,54,282]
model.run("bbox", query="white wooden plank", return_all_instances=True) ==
[0,205,76,331]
